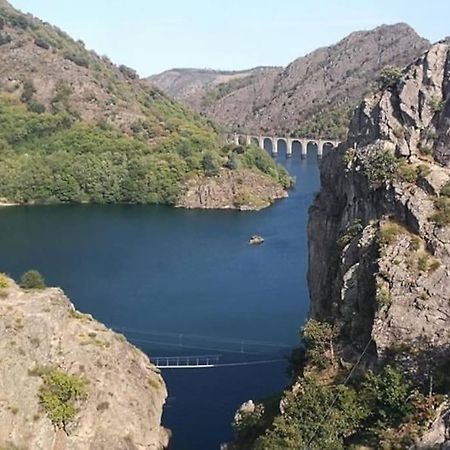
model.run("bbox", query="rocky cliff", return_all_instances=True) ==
[308,41,450,364]
[307,41,450,444]
[150,24,430,139]
[0,277,169,450]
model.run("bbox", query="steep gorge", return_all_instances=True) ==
[229,41,450,449]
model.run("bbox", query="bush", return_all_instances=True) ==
[364,149,399,184]
[337,219,363,249]
[38,368,86,428]
[202,152,220,177]
[20,270,46,289]
[0,273,9,289]
[63,51,89,68]
[378,220,404,246]
[440,181,450,198]
[397,162,418,183]
[20,80,36,104]
[34,38,50,50]
[429,96,444,114]
[378,66,402,89]
[27,101,46,114]
[119,64,138,80]
[302,319,337,368]
[0,31,11,46]
[431,197,450,226]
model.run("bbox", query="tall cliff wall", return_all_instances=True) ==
[308,41,450,375]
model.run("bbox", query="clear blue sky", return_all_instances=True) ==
[9,0,450,76]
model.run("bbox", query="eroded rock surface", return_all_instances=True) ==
[0,279,169,450]
[308,42,450,446]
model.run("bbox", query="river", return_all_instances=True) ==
[0,146,321,449]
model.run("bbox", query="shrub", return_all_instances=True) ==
[302,319,337,368]
[378,220,404,246]
[63,51,89,68]
[378,66,402,89]
[202,152,220,177]
[38,368,86,428]
[429,96,444,114]
[0,273,9,289]
[397,162,417,183]
[20,80,36,104]
[34,38,50,50]
[416,164,431,178]
[0,31,11,46]
[20,270,46,289]
[364,150,399,184]
[119,65,138,80]
[440,181,450,198]
[431,197,450,226]
[337,219,363,249]
[27,101,46,114]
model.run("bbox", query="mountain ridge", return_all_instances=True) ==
[150,23,430,139]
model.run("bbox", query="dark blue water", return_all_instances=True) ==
[0,148,320,449]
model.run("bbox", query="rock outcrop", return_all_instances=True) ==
[0,278,169,450]
[308,41,450,445]
[177,168,287,211]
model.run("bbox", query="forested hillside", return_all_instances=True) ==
[0,0,288,206]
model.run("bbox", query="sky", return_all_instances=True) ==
[9,0,450,76]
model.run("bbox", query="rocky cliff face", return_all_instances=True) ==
[151,24,430,139]
[0,278,168,450]
[308,41,450,443]
[177,167,287,211]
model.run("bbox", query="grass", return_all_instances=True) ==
[378,220,405,247]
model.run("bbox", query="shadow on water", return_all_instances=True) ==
[0,151,320,450]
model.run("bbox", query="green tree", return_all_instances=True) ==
[302,319,337,368]
[20,270,46,289]
[202,152,220,177]
[378,66,402,89]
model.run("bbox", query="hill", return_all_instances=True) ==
[150,24,430,140]
[0,1,289,208]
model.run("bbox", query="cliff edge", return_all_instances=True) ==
[0,276,169,450]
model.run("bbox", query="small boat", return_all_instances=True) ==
[249,235,264,245]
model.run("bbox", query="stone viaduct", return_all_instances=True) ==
[232,134,340,157]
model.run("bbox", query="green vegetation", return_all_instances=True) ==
[378,66,402,89]
[363,149,399,184]
[302,319,337,369]
[0,97,288,205]
[0,6,290,207]
[377,220,405,247]
[0,273,9,289]
[38,368,87,429]
[431,197,450,227]
[397,161,431,183]
[429,96,444,114]
[440,180,450,198]
[233,354,434,450]
[337,219,363,249]
[201,75,257,107]
[19,270,46,289]
[294,104,353,141]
